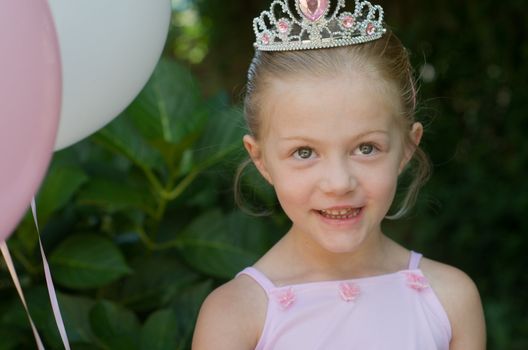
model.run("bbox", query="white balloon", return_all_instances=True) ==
[48,0,171,150]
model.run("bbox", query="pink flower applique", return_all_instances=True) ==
[406,272,429,291]
[339,282,361,302]
[276,288,296,310]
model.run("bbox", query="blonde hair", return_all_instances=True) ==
[236,30,431,219]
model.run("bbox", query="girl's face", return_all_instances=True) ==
[244,72,422,254]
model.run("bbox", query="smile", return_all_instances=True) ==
[318,207,362,220]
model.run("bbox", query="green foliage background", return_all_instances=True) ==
[0,0,526,349]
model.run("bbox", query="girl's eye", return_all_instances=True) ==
[293,147,315,160]
[356,143,377,156]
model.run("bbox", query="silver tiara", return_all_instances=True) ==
[253,0,386,51]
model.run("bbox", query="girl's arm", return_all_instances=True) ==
[192,276,267,350]
[422,260,487,350]
[445,270,486,350]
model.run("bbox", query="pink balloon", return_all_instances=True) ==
[0,0,62,242]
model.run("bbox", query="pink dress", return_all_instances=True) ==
[237,252,451,349]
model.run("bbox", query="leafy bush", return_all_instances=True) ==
[0,58,283,349]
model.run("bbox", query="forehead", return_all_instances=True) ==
[260,72,401,141]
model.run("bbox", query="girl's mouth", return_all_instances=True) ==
[318,207,362,220]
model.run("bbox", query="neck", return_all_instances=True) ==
[282,225,395,281]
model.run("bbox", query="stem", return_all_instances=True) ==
[136,226,156,251]
[140,164,166,197]
[162,144,239,201]
[135,225,183,251]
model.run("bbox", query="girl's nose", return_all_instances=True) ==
[319,157,357,195]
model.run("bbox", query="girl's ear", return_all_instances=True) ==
[399,122,423,174]
[243,135,273,185]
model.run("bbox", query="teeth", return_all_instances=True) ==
[319,208,361,219]
[322,209,350,215]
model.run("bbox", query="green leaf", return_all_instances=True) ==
[170,280,214,347]
[225,210,281,256]
[240,163,278,209]
[140,309,179,350]
[94,114,164,171]
[77,178,154,214]
[117,254,199,312]
[89,300,140,349]
[55,293,97,345]
[194,106,245,164]
[11,163,89,254]
[20,288,98,346]
[37,164,89,224]
[176,210,259,279]
[0,327,24,350]
[2,287,67,347]
[127,59,206,145]
[50,234,132,289]
[178,149,194,176]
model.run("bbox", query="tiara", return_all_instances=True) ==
[253,0,386,51]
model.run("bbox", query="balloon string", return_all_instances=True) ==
[0,241,46,350]
[31,198,71,350]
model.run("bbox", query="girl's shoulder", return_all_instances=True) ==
[419,257,487,349]
[419,256,478,293]
[419,257,481,309]
[192,273,267,350]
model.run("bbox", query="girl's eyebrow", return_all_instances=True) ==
[278,130,390,142]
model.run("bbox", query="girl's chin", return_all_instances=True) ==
[314,232,368,255]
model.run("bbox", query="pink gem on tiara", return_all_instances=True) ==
[260,32,271,45]
[366,23,376,35]
[341,14,355,29]
[277,18,290,34]
[298,0,329,22]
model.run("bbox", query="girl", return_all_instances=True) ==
[193,0,486,349]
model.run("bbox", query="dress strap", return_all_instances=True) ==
[236,267,276,293]
[408,251,423,269]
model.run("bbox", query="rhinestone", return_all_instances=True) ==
[341,15,355,29]
[261,33,271,45]
[366,23,376,35]
[298,0,329,22]
[277,19,290,34]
